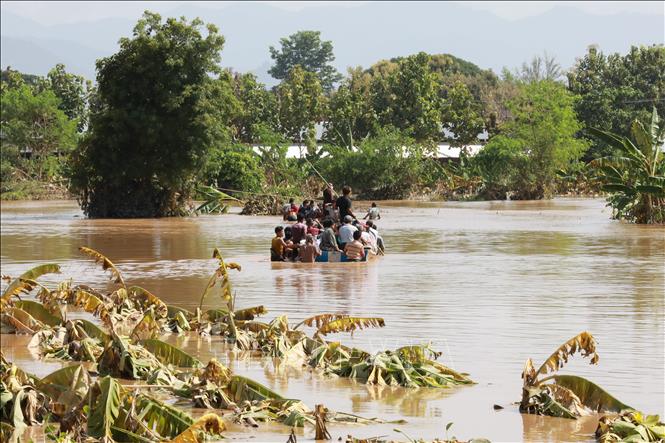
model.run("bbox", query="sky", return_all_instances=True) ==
[1,1,663,82]
[2,1,663,24]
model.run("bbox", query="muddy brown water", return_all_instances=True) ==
[1,199,663,442]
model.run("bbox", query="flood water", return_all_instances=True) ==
[1,199,663,442]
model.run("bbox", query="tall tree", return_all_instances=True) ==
[230,72,278,143]
[441,81,485,148]
[516,52,563,83]
[69,12,231,218]
[376,52,442,141]
[269,30,342,92]
[276,66,326,147]
[43,64,92,132]
[1,83,77,181]
[568,45,665,159]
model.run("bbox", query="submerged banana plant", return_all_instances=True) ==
[78,246,126,288]
[520,331,632,419]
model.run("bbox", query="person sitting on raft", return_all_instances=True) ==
[306,218,321,236]
[344,230,365,261]
[299,234,322,263]
[319,218,341,252]
[338,215,357,249]
[291,214,307,244]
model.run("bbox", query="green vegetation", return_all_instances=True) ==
[1,9,663,223]
[591,108,665,224]
[0,247,473,440]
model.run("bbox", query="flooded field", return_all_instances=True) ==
[1,199,663,442]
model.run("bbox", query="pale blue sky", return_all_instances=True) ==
[1,1,663,24]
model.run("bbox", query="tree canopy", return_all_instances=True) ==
[69,12,230,217]
[269,30,342,92]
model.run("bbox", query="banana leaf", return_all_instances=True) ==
[228,375,285,403]
[76,319,111,343]
[167,305,194,320]
[552,374,632,413]
[1,264,61,301]
[132,393,194,438]
[141,339,202,368]
[14,300,61,327]
[316,317,385,336]
[166,413,226,443]
[87,375,123,440]
[79,246,125,287]
[37,364,90,402]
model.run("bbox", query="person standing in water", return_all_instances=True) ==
[363,202,381,220]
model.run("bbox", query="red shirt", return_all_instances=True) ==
[307,226,320,236]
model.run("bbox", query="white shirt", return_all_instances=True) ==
[338,224,357,244]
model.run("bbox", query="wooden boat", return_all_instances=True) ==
[315,247,379,263]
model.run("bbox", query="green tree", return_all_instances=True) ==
[324,68,377,148]
[568,45,665,159]
[276,66,326,146]
[230,72,278,143]
[441,81,485,148]
[1,83,77,181]
[590,108,664,224]
[69,12,230,218]
[43,64,92,132]
[269,30,342,92]
[516,52,563,83]
[374,52,442,141]
[478,80,588,199]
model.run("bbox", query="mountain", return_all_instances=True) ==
[1,3,663,82]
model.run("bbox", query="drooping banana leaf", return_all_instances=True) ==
[14,300,62,327]
[165,413,226,443]
[79,246,125,287]
[552,375,632,413]
[167,305,194,320]
[141,339,202,368]
[128,286,168,317]
[1,312,38,334]
[37,363,90,402]
[316,317,385,336]
[1,264,61,301]
[87,375,123,440]
[72,289,111,324]
[131,308,163,341]
[234,305,267,321]
[228,375,285,403]
[132,393,194,438]
[535,331,599,377]
[76,319,111,343]
[294,313,350,330]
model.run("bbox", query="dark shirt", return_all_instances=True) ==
[336,195,352,219]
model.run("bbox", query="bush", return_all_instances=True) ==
[317,128,438,199]
[202,145,264,194]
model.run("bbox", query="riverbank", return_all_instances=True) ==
[0,179,71,201]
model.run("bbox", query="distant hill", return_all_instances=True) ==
[1,2,663,82]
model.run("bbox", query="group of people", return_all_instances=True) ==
[271,184,384,263]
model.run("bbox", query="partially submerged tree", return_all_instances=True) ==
[69,12,231,218]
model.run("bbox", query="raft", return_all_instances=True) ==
[315,247,377,263]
